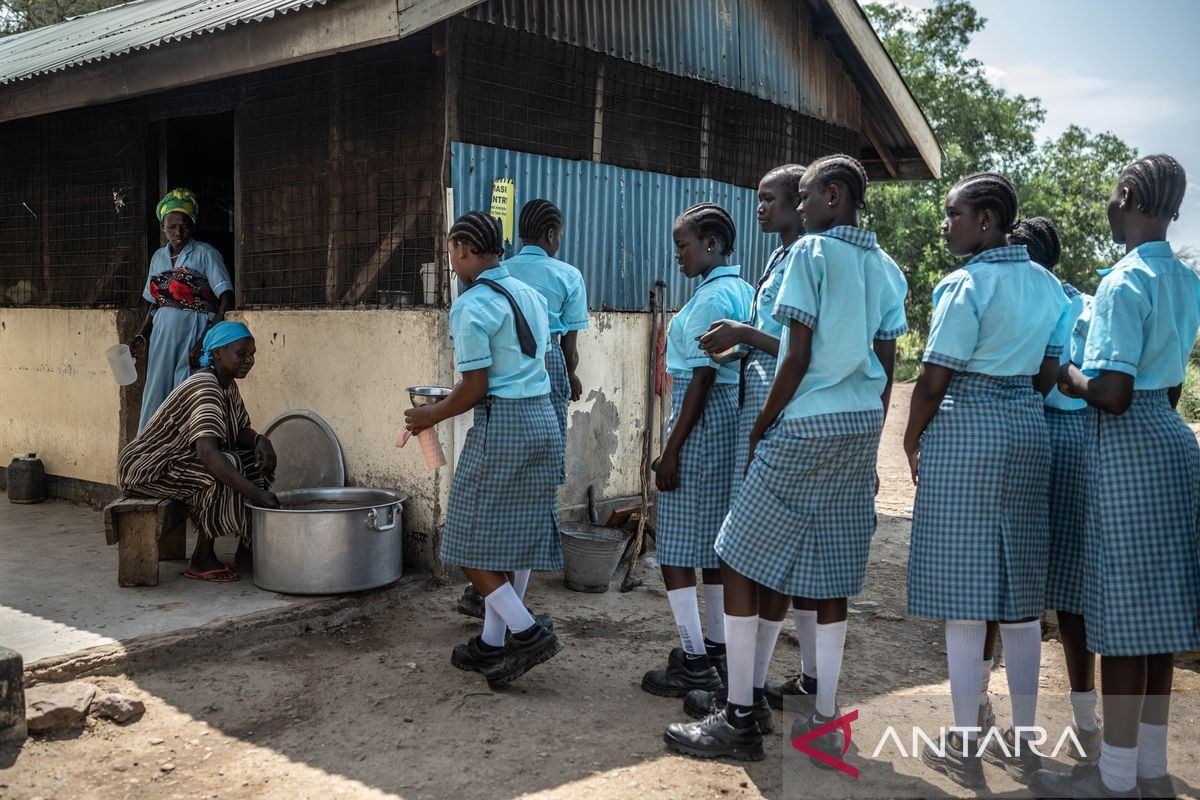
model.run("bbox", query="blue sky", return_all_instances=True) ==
[893,0,1200,253]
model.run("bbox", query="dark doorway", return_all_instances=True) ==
[150,112,236,283]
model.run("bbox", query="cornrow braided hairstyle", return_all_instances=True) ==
[807,154,868,210]
[449,211,504,255]
[762,163,807,207]
[518,199,564,242]
[1010,216,1062,271]
[676,202,736,256]
[1119,154,1187,221]
[953,172,1020,234]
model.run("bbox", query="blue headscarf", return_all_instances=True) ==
[199,321,253,368]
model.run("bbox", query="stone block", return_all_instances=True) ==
[0,646,25,743]
[25,681,97,735]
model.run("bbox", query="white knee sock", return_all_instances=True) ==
[667,586,705,655]
[815,620,848,718]
[513,569,531,601]
[481,601,507,647]
[1100,742,1138,793]
[724,614,758,707]
[484,582,535,634]
[980,657,993,706]
[753,618,785,690]
[702,584,725,644]
[1000,620,1041,740]
[945,620,987,738]
[1137,722,1168,779]
[794,608,818,680]
[1070,689,1100,732]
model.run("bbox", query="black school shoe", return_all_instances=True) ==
[504,613,554,644]
[456,584,484,619]
[641,648,723,697]
[1138,773,1176,799]
[663,710,765,762]
[485,620,563,688]
[981,727,1044,784]
[765,673,818,712]
[921,731,984,788]
[450,636,505,673]
[791,710,849,770]
[683,689,774,734]
[1065,723,1102,762]
[1029,762,1138,798]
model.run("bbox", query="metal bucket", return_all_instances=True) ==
[560,522,628,593]
[248,487,406,595]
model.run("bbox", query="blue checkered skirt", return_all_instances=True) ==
[655,378,739,569]
[1044,408,1089,615]
[440,395,565,571]
[1082,391,1200,656]
[717,410,883,597]
[907,373,1051,620]
[546,336,570,445]
[731,350,777,498]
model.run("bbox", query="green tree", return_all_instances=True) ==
[863,0,1135,334]
[1,0,125,35]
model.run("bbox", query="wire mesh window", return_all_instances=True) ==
[452,18,862,190]
[0,105,147,307]
[238,35,445,308]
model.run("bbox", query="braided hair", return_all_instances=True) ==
[675,202,736,256]
[953,172,1020,234]
[762,163,807,206]
[1119,154,1187,221]
[518,199,563,242]
[449,211,504,255]
[807,154,868,210]
[1010,216,1062,271]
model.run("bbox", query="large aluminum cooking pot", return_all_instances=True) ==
[247,487,406,595]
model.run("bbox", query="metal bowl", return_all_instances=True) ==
[407,385,452,406]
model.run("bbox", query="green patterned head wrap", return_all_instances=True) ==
[156,188,199,223]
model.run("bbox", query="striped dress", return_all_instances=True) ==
[118,370,266,544]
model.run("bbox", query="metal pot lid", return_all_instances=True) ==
[262,410,346,492]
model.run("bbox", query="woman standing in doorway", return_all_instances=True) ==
[129,188,234,431]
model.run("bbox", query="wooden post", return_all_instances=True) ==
[118,511,161,587]
[324,65,346,304]
[592,62,605,162]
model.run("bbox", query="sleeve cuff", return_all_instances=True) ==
[210,282,232,297]
[564,318,590,331]
[875,324,909,340]
[1082,358,1137,377]
[923,350,968,370]
[775,304,817,329]
[684,355,716,368]
[1045,344,1064,358]
[456,354,493,370]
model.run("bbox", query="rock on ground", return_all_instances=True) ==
[24,681,97,734]
[90,692,145,723]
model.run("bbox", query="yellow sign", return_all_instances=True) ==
[489,178,515,246]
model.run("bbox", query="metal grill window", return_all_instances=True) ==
[0,106,146,307]
[238,36,445,308]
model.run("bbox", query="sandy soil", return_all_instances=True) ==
[3,385,1199,800]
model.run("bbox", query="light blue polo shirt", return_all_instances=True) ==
[1082,241,1200,389]
[450,265,552,399]
[665,265,754,384]
[502,245,590,337]
[773,227,909,420]
[924,245,1069,376]
[1044,283,1092,411]
[749,242,794,341]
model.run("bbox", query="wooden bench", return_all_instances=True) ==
[103,497,189,587]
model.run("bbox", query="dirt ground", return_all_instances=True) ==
[3,385,1199,800]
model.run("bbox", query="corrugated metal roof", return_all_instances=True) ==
[0,0,329,85]
[451,141,780,311]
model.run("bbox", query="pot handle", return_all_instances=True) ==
[366,505,398,532]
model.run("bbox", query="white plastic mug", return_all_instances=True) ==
[105,344,138,386]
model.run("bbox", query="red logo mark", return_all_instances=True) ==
[791,708,859,778]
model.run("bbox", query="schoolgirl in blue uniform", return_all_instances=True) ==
[404,211,564,689]
[665,156,907,763]
[1032,155,1200,800]
[1010,217,1104,763]
[454,199,589,619]
[904,173,1069,787]
[687,164,819,721]
[642,203,753,698]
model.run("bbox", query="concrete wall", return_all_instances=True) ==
[0,309,128,486]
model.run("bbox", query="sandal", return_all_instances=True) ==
[182,566,240,583]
